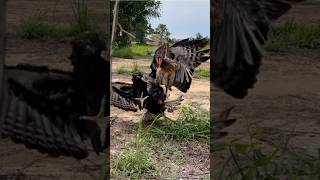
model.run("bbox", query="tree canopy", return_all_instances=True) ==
[112,0,161,46]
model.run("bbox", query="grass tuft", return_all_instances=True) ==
[217,127,320,179]
[267,20,320,51]
[115,66,131,74]
[112,48,134,59]
[112,44,157,59]
[131,63,141,74]
[112,148,156,179]
[195,68,210,78]
[18,13,66,39]
[115,63,142,75]
[145,105,210,141]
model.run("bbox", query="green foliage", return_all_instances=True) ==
[115,63,141,75]
[70,0,89,32]
[112,148,156,179]
[115,66,131,74]
[218,128,320,179]
[18,1,100,40]
[154,24,171,43]
[112,44,157,58]
[145,105,210,141]
[18,13,66,39]
[113,0,161,46]
[268,20,320,51]
[195,68,210,78]
[131,63,141,74]
[113,48,134,59]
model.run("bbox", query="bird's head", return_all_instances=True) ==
[69,32,106,65]
[155,44,170,68]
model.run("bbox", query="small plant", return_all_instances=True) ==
[113,147,156,179]
[115,66,131,74]
[112,47,134,59]
[18,12,66,39]
[145,105,210,141]
[69,0,95,34]
[218,127,320,179]
[195,68,210,78]
[131,63,141,74]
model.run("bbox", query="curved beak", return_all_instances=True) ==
[156,57,162,68]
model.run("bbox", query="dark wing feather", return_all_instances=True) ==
[211,106,237,140]
[212,0,291,98]
[150,39,210,92]
[0,66,90,159]
[111,72,168,114]
[111,82,140,112]
[170,39,210,92]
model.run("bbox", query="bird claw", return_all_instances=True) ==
[134,92,149,110]
[79,96,108,146]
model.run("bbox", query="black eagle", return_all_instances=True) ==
[111,72,183,115]
[0,32,109,159]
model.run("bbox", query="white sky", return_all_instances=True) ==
[149,0,210,39]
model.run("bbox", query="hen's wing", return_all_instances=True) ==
[150,39,210,92]
[211,0,291,98]
[0,65,104,159]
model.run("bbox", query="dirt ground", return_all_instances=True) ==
[111,58,210,178]
[1,1,107,180]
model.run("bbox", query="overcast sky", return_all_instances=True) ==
[149,0,210,39]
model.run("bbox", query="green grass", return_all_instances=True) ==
[195,68,210,78]
[131,63,141,73]
[17,4,100,40]
[112,104,209,179]
[112,48,134,59]
[217,127,320,179]
[115,63,142,75]
[267,20,320,51]
[144,105,210,141]
[18,13,67,39]
[112,44,157,59]
[112,147,156,179]
[115,66,131,74]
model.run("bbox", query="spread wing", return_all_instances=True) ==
[111,72,179,114]
[0,65,105,159]
[211,0,292,98]
[150,39,210,92]
[0,32,109,160]
[111,82,140,112]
